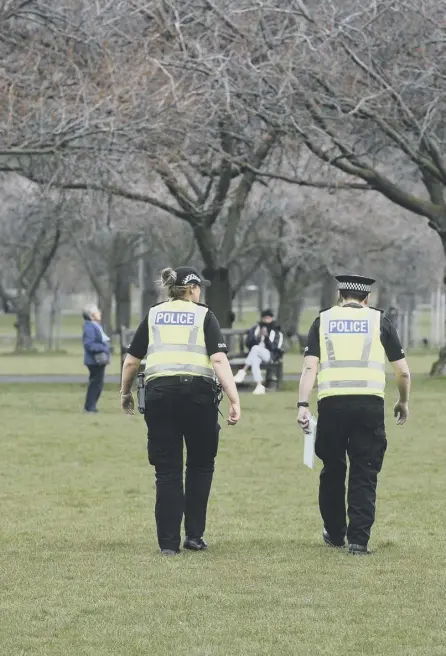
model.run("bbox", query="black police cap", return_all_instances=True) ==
[335,274,376,294]
[174,266,211,287]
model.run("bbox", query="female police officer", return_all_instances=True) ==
[120,266,241,556]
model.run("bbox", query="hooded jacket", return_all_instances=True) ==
[246,321,284,360]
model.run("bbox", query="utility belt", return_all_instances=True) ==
[136,373,222,414]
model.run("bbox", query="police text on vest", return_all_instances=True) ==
[328,320,369,334]
[155,312,195,325]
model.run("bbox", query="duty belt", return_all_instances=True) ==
[145,375,215,387]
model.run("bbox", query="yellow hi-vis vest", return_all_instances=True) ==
[144,300,214,382]
[318,306,385,400]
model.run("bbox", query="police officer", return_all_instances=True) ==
[120,266,241,556]
[297,274,411,555]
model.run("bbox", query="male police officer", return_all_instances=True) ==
[297,274,411,555]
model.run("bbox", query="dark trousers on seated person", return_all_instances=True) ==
[315,396,387,546]
[144,377,220,552]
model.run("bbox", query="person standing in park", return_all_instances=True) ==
[233,309,284,395]
[120,266,241,556]
[82,304,110,413]
[297,274,411,555]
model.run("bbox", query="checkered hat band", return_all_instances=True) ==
[338,282,371,292]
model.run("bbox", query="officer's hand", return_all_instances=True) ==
[297,407,311,433]
[394,401,409,425]
[227,402,241,426]
[121,392,135,415]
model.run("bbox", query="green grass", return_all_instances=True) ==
[1,380,445,655]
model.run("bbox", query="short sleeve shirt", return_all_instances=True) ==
[127,303,228,360]
[305,305,405,363]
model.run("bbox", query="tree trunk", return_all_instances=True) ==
[430,235,446,373]
[202,266,232,328]
[98,290,113,338]
[14,298,33,351]
[278,285,298,338]
[47,285,61,351]
[114,269,132,332]
[292,298,304,335]
[257,271,266,314]
[320,272,338,309]
[141,255,158,318]
[33,288,46,341]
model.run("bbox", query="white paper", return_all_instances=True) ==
[303,415,317,469]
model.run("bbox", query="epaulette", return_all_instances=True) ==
[150,301,165,308]
[195,302,209,308]
[369,306,384,314]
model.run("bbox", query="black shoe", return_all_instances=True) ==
[323,529,345,548]
[160,549,181,556]
[183,537,208,551]
[348,543,371,555]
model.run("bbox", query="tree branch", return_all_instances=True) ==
[220,131,276,263]
[242,166,371,190]
[28,226,61,301]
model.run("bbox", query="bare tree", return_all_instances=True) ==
[1,0,444,327]
[0,176,62,350]
[275,1,446,246]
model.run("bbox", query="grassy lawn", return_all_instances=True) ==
[1,380,445,655]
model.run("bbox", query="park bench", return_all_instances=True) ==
[221,328,284,391]
[120,325,284,390]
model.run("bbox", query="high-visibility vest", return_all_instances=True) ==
[144,300,214,382]
[318,306,385,400]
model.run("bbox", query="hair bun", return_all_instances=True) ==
[160,267,177,287]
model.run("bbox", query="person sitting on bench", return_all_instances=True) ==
[233,309,284,395]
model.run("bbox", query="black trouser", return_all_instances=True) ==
[144,376,220,552]
[315,396,387,546]
[84,364,106,411]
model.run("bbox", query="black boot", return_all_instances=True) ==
[322,529,345,548]
[183,537,208,551]
[348,543,371,555]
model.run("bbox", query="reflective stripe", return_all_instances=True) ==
[322,313,336,361]
[361,310,378,361]
[319,360,385,371]
[318,380,385,391]
[145,363,214,377]
[146,343,208,355]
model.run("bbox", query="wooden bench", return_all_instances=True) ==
[221,328,284,391]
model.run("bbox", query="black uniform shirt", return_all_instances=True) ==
[305,304,405,363]
[127,302,228,360]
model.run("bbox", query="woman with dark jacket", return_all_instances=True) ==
[82,304,110,413]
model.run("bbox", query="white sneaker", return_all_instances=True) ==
[234,369,247,384]
[253,384,266,395]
